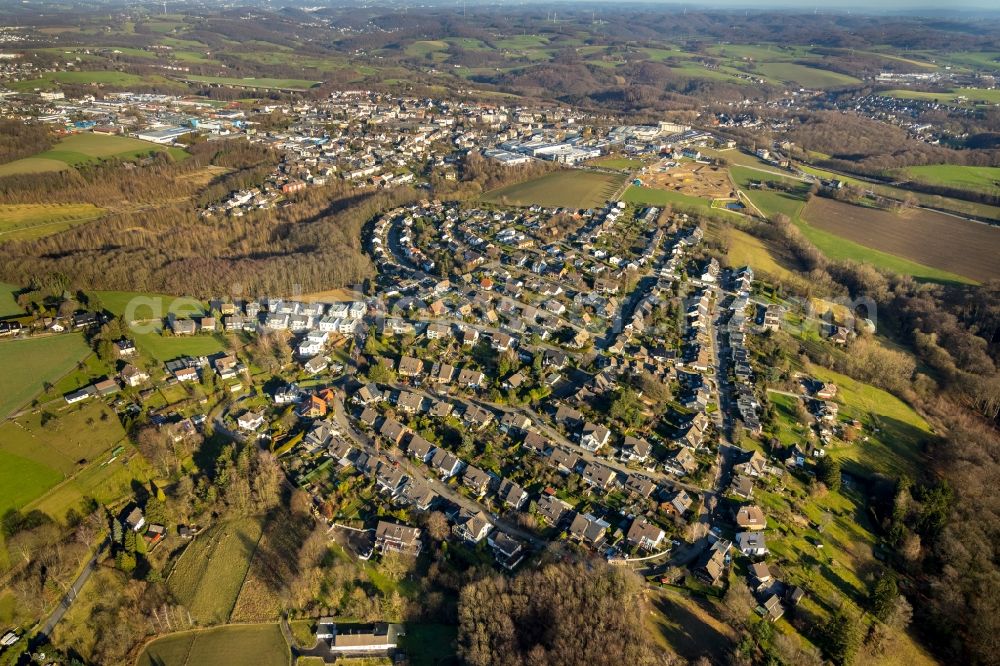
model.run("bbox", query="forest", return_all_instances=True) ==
[457,562,661,666]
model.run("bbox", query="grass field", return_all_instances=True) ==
[801,197,995,283]
[0,203,104,241]
[134,327,226,362]
[92,289,204,318]
[0,333,92,419]
[884,86,1000,105]
[167,517,264,624]
[0,133,182,176]
[592,157,646,170]
[30,452,149,520]
[621,185,711,210]
[756,62,860,88]
[0,400,130,515]
[138,623,290,666]
[644,587,735,663]
[730,166,811,219]
[481,169,626,208]
[183,74,321,90]
[398,624,458,666]
[897,164,1000,195]
[0,156,70,176]
[810,365,932,480]
[7,70,155,92]
[0,282,21,317]
[711,223,807,287]
[0,450,63,516]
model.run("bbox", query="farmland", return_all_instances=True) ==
[137,623,291,666]
[0,333,92,419]
[800,197,997,283]
[729,166,990,283]
[797,163,1000,223]
[167,517,265,624]
[6,69,161,92]
[0,133,184,176]
[182,75,321,90]
[481,169,626,208]
[884,87,1000,106]
[0,203,104,242]
[755,62,860,88]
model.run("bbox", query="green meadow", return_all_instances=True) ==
[0,333,92,419]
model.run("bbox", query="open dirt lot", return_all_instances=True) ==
[801,197,1000,283]
[638,160,735,199]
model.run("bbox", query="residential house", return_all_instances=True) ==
[499,412,531,435]
[626,517,666,552]
[462,465,494,497]
[537,494,571,526]
[522,431,551,456]
[548,447,580,474]
[378,418,408,446]
[624,475,657,498]
[497,479,528,510]
[430,448,463,479]
[452,508,493,544]
[456,368,485,389]
[736,531,769,557]
[405,434,435,463]
[488,531,526,570]
[171,319,196,335]
[431,363,456,385]
[373,461,408,497]
[696,548,727,586]
[462,405,494,430]
[760,594,784,622]
[730,475,755,500]
[736,505,767,530]
[395,391,424,414]
[568,512,609,548]
[664,489,693,517]
[327,623,401,654]
[580,422,611,452]
[237,411,264,431]
[374,521,422,556]
[581,462,617,491]
[120,364,149,387]
[619,436,652,463]
[123,507,145,533]
[397,356,424,379]
[353,383,383,406]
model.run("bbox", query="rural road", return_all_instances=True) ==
[37,537,109,640]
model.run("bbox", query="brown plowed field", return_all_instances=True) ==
[802,197,1000,282]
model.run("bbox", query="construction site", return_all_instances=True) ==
[635,159,736,200]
